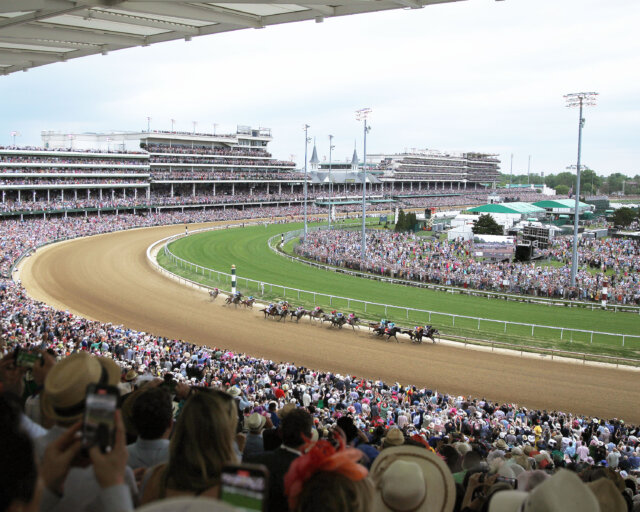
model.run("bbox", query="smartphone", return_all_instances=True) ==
[16,350,42,369]
[82,384,119,452]
[220,463,269,512]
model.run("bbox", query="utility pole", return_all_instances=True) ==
[303,124,310,238]
[356,108,372,262]
[328,135,335,229]
[527,155,531,185]
[565,91,598,288]
[509,153,513,188]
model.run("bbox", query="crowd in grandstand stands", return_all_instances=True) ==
[143,143,271,158]
[0,206,638,511]
[0,156,147,165]
[0,292,638,511]
[151,156,294,167]
[152,171,302,180]
[0,178,149,185]
[295,230,640,304]
[0,146,145,154]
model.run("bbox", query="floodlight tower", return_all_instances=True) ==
[564,91,598,288]
[303,124,311,238]
[146,116,151,132]
[356,108,372,261]
[328,134,335,229]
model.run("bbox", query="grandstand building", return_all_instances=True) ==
[0,129,506,219]
[0,146,150,214]
[367,150,501,191]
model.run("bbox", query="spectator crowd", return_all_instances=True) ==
[295,230,640,305]
[0,207,637,512]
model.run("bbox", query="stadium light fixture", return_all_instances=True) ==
[356,107,371,262]
[564,91,598,288]
[146,116,151,133]
[10,130,20,146]
[303,124,311,238]
[328,135,335,229]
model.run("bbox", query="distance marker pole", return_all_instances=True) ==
[231,264,236,295]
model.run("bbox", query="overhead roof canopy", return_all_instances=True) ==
[0,0,465,75]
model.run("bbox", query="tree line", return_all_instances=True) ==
[502,169,638,196]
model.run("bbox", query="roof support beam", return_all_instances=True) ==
[0,24,145,46]
[79,9,200,35]
[122,2,262,28]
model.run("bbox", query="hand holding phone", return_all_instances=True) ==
[83,384,119,453]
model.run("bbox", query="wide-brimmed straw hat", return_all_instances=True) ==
[370,445,455,512]
[488,469,599,512]
[246,412,267,431]
[41,351,121,423]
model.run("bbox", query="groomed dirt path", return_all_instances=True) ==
[19,221,640,423]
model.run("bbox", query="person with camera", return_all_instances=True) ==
[34,352,138,511]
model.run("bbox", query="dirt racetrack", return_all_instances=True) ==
[19,221,640,423]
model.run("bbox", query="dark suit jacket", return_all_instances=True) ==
[246,447,299,512]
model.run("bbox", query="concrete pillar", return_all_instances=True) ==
[32,190,36,201]
[232,183,235,196]
[401,182,404,192]
[192,183,196,197]
[74,189,78,200]
[170,183,174,197]
[122,188,126,199]
[278,183,282,194]
[88,189,91,199]
[111,189,115,200]
[213,183,216,196]
[61,189,64,201]
[134,188,138,199]
[410,181,413,192]
[47,189,50,202]
[146,188,150,200]
[18,190,21,202]
[267,183,270,194]
[2,190,5,203]
[290,184,293,193]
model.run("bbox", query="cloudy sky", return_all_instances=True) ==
[0,0,638,176]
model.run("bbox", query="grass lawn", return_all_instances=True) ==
[159,222,640,360]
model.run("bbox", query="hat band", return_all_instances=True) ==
[52,364,109,418]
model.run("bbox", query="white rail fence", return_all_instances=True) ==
[161,232,640,349]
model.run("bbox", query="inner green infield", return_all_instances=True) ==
[158,222,640,361]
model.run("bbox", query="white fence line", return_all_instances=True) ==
[161,231,640,348]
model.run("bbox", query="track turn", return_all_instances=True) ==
[19,221,640,423]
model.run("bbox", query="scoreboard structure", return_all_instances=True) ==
[522,225,553,249]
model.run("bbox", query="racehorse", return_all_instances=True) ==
[346,316,360,330]
[327,315,347,329]
[308,308,324,322]
[425,327,440,344]
[209,288,219,301]
[260,304,289,322]
[372,325,402,343]
[241,297,255,308]
[225,292,242,307]
[289,308,308,323]
[402,328,424,344]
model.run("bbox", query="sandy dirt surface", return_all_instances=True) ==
[18,222,640,423]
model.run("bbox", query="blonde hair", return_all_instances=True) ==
[164,389,238,493]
